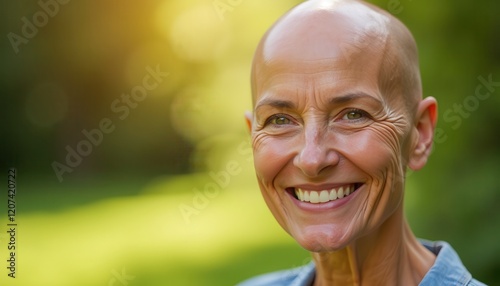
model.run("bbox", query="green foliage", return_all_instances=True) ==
[2,0,499,284]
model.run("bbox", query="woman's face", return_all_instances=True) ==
[249,42,417,252]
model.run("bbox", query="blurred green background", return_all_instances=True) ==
[1,0,499,285]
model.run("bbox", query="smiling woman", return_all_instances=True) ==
[238,0,486,285]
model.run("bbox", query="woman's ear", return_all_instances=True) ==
[244,111,253,133]
[408,97,438,171]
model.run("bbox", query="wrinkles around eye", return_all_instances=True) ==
[365,116,409,157]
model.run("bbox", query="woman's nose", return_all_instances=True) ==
[293,128,340,178]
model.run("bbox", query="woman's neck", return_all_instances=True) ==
[311,206,435,286]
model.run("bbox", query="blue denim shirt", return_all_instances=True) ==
[238,240,486,286]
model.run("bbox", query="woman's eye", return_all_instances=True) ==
[342,109,367,120]
[267,115,292,125]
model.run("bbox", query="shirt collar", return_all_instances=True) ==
[419,240,473,286]
[292,240,473,286]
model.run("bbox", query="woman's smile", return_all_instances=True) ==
[290,183,361,203]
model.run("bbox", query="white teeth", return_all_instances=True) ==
[309,191,319,203]
[319,191,329,203]
[294,185,357,204]
[329,189,337,200]
[337,187,344,199]
[295,188,303,201]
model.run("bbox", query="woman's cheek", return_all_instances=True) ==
[334,132,393,178]
[252,133,295,233]
[252,133,294,185]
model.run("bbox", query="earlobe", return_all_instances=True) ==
[408,97,438,171]
[244,111,253,133]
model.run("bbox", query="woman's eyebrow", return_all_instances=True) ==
[255,98,296,111]
[255,92,382,111]
[329,92,382,106]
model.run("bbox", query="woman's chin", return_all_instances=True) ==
[292,227,353,253]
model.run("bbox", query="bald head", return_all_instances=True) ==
[251,0,422,117]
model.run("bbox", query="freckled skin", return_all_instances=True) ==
[247,0,439,285]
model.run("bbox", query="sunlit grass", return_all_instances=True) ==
[0,174,308,286]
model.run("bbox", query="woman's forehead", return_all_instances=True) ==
[258,0,391,64]
[251,1,421,114]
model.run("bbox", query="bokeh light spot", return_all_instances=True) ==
[169,4,231,62]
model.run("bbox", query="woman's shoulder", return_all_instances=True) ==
[419,239,487,286]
